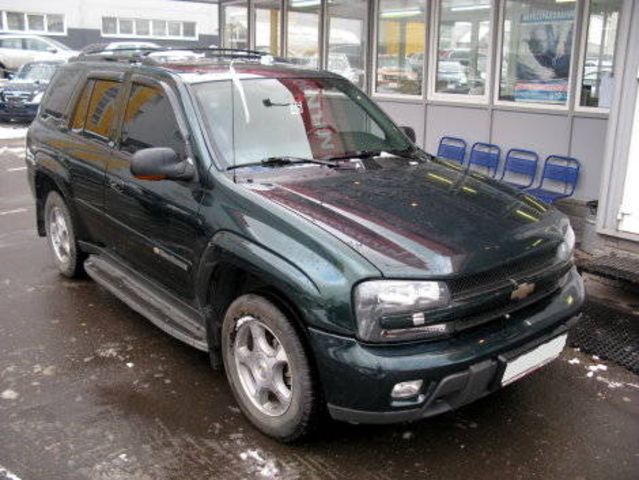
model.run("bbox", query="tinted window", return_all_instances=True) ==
[71,80,94,131]
[43,68,82,118]
[121,84,185,157]
[85,80,121,139]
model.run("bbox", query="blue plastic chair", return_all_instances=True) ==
[468,142,501,177]
[499,148,539,189]
[526,155,580,204]
[437,136,467,165]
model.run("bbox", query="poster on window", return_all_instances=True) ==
[512,8,574,104]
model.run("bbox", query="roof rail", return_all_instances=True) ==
[74,46,272,61]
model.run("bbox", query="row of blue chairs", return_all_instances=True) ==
[436,136,580,204]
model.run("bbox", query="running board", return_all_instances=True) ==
[84,254,208,351]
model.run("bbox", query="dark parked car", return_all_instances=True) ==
[0,60,62,122]
[26,50,584,442]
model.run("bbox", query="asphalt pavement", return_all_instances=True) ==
[0,127,638,480]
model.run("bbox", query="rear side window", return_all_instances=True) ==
[24,38,49,51]
[0,38,22,49]
[70,80,94,131]
[84,80,121,140]
[120,83,185,158]
[43,68,82,118]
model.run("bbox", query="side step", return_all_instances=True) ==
[84,254,208,351]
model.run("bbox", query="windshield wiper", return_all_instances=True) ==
[323,150,381,161]
[226,156,338,171]
[325,147,420,162]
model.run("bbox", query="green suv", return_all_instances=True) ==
[26,49,584,442]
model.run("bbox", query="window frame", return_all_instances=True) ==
[0,11,66,35]
[427,0,495,105]
[66,73,125,145]
[574,0,624,114]
[114,75,195,169]
[83,79,124,144]
[493,0,582,111]
[372,0,429,100]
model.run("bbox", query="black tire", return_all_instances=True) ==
[221,294,319,442]
[44,191,85,278]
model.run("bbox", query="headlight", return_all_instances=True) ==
[354,280,450,342]
[29,92,44,104]
[557,223,575,261]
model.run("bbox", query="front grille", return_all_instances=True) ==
[449,248,558,299]
[443,251,572,334]
[3,91,32,103]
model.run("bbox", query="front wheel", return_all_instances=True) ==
[44,191,85,278]
[221,294,319,442]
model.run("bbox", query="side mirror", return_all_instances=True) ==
[130,147,195,181]
[46,47,58,54]
[400,126,416,143]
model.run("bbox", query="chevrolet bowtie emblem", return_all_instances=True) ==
[511,282,535,301]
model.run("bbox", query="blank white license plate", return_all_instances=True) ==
[501,334,567,386]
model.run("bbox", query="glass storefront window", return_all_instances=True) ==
[223,0,249,49]
[328,0,367,89]
[499,0,577,106]
[435,0,491,97]
[255,0,281,55]
[376,0,426,96]
[286,1,320,66]
[580,0,622,109]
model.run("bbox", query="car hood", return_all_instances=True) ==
[246,161,566,278]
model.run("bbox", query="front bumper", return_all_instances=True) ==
[309,267,584,424]
[0,102,38,121]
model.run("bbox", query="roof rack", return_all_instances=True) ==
[73,47,286,65]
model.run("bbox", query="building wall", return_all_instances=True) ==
[0,0,219,48]
[376,99,608,202]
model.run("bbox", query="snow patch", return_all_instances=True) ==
[1,389,18,400]
[0,126,27,139]
[587,364,608,372]
[0,464,23,480]
[567,358,580,365]
[239,449,279,478]
[595,376,623,389]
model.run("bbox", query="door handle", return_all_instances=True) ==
[108,178,125,193]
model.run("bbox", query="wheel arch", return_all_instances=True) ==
[197,230,323,369]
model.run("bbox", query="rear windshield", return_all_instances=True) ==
[16,63,59,82]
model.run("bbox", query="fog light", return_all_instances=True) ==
[391,380,423,399]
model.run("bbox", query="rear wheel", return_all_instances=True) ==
[44,191,85,278]
[221,294,318,442]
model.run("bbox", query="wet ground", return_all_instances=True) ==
[1,129,638,480]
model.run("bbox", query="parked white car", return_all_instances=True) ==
[0,35,77,76]
[81,41,161,56]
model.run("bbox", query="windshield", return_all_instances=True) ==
[16,63,58,81]
[192,76,412,169]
